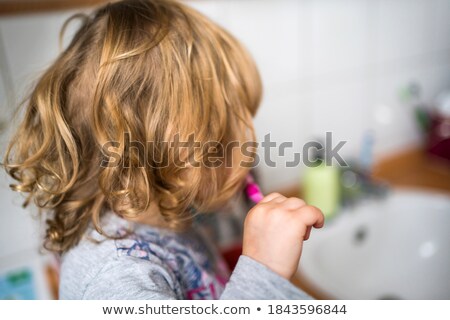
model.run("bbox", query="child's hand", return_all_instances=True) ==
[242,193,324,280]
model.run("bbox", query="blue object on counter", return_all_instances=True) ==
[359,130,375,174]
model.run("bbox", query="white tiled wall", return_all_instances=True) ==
[311,0,371,76]
[375,0,433,64]
[433,0,450,52]
[0,0,449,257]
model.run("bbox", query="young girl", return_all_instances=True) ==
[4,0,323,299]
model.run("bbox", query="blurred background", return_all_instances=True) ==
[0,0,449,299]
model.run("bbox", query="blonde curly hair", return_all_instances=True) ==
[3,0,261,253]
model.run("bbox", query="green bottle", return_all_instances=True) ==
[303,147,340,220]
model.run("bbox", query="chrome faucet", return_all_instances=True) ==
[340,162,390,208]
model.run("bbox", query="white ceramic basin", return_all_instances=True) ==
[298,189,450,299]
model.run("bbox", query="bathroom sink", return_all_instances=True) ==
[298,189,450,299]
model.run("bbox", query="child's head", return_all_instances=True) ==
[4,0,261,252]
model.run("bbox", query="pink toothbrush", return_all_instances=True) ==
[245,174,264,204]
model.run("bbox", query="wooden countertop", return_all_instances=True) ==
[371,147,450,193]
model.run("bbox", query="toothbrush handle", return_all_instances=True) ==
[245,174,264,203]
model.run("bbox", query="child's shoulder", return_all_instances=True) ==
[58,213,170,299]
[58,220,126,299]
[58,213,215,299]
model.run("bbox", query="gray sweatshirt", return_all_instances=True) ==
[59,213,311,300]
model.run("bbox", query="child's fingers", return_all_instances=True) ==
[297,205,325,229]
[281,197,306,210]
[304,226,312,240]
[259,192,286,204]
[313,210,325,228]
